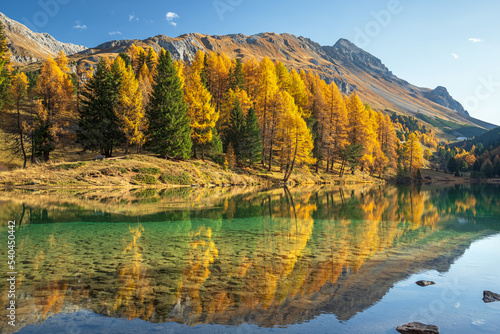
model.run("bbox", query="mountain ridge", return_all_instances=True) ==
[1,12,496,132]
[0,12,86,64]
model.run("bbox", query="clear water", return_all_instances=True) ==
[0,184,499,334]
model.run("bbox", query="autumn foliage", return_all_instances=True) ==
[1,34,406,180]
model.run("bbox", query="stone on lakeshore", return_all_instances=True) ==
[483,290,500,303]
[416,280,435,287]
[396,322,439,334]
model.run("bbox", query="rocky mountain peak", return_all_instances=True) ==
[424,86,470,117]
[322,38,392,76]
[0,11,87,64]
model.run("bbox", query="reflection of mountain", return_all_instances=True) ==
[0,185,499,332]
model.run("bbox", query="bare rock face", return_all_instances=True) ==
[416,280,435,287]
[0,11,87,64]
[483,290,500,303]
[423,86,470,117]
[396,322,439,334]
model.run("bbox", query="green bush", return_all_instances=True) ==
[134,174,158,185]
[56,162,87,170]
[133,167,161,175]
[211,154,225,166]
[116,167,128,173]
[160,171,192,185]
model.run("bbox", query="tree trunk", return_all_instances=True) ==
[17,105,27,168]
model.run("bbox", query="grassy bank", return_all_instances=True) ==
[0,154,383,188]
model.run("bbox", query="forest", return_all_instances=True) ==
[0,21,451,182]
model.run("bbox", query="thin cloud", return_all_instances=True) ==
[129,14,139,22]
[73,21,87,30]
[109,31,122,36]
[452,53,459,59]
[468,38,482,43]
[166,12,179,26]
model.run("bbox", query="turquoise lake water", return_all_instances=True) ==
[0,184,499,333]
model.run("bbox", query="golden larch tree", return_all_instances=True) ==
[35,56,74,161]
[256,57,279,168]
[323,81,348,173]
[114,57,146,154]
[184,50,219,159]
[276,91,315,182]
[403,132,424,175]
[243,57,261,102]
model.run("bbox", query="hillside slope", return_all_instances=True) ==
[0,12,86,64]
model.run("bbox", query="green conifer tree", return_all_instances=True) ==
[78,58,124,157]
[230,58,245,91]
[146,49,192,159]
[242,107,262,167]
[226,100,246,160]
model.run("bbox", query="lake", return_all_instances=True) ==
[0,184,499,333]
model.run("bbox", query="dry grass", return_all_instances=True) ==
[0,153,384,189]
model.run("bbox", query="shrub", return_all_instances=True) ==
[134,174,158,185]
[116,167,128,173]
[133,167,161,175]
[160,171,192,185]
[57,162,87,170]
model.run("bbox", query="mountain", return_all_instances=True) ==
[0,12,86,64]
[1,12,495,132]
[423,86,470,117]
[76,33,495,131]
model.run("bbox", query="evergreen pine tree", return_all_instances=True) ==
[229,58,245,91]
[78,58,124,157]
[242,107,262,167]
[226,100,246,159]
[146,49,192,159]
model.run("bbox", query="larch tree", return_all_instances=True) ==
[146,49,192,160]
[174,59,186,89]
[275,61,291,91]
[276,92,315,182]
[114,57,146,154]
[287,69,310,118]
[347,93,378,173]
[34,56,74,161]
[256,57,279,168]
[0,20,13,111]
[184,50,219,159]
[78,58,123,157]
[9,72,29,167]
[323,81,348,173]
[377,112,399,169]
[243,57,260,102]
[403,132,424,175]
[206,52,231,115]
[137,62,153,106]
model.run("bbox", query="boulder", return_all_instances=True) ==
[396,322,439,334]
[416,280,436,287]
[483,290,500,303]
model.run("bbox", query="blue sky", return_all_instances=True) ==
[2,0,500,125]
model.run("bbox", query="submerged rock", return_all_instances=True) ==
[416,280,436,287]
[396,322,439,334]
[483,290,500,303]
